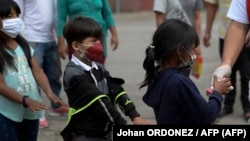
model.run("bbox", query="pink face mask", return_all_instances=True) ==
[85,42,104,62]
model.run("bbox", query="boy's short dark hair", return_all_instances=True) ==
[63,16,102,49]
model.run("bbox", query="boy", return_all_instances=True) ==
[61,16,153,141]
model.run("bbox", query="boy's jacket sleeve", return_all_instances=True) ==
[105,74,141,121]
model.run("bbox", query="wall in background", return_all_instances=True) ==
[109,0,154,13]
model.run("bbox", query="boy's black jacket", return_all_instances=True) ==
[61,61,140,141]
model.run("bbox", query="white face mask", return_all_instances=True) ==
[1,18,23,38]
[179,53,197,69]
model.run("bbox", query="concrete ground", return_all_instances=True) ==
[38,11,249,141]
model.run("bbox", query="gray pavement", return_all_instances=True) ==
[38,11,249,141]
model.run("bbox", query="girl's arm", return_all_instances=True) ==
[0,74,48,112]
[0,74,24,104]
[30,56,67,107]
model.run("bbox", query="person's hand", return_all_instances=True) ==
[213,65,231,78]
[203,32,211,47]
[210,65,233,89]
[46,92,68,107]
[25,98,49,112]
[213,75,232,95]
[194,46,201,56]
[110,34,118,51]
[57,37,68,59]
[132,116,156,125]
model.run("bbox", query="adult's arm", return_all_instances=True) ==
[155,11,165,27]
[221,20,249,67]
[108,26,119,51]
[221,0,250,67]
[56,0,68,59]
[194,10,202,55]
[203,2,218,47]
[153,0,167,27]
[102,0,118,51]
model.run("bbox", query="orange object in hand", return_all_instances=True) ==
[192,55,203,79]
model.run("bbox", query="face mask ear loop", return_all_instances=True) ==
[177,46,186,62]
[77,43,89,61]
[179,45,196,62]
[78,49,84,59]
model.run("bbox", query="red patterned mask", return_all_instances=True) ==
[85,42,104,62]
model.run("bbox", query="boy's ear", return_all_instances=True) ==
[71,41,78,51]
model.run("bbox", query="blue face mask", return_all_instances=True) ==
[179,53,196,69]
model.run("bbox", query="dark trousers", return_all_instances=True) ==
[219,38,250,113]
[0,114,39,141]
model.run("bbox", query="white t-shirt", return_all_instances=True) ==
[227,0,249,24]
[14,0,57,42]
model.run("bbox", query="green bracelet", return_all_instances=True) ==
[23,95,29,108]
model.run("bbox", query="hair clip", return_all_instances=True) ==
[149,45,155,49]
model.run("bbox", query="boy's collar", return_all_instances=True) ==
[71,55,98,71]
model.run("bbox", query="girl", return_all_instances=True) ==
[140,19,232,124]
[0,0,67,140]
[153,0,203,77]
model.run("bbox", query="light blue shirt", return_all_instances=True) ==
[0,45,43,122]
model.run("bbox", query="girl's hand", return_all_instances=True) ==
[213,75,232,95]
[46,92,68,107]
[25,98,49,112]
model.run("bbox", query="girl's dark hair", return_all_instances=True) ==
[140,19,200,88]
[0,0,32,73]
[63,16,102,49]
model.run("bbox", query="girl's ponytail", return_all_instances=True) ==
[140,45,156,89]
